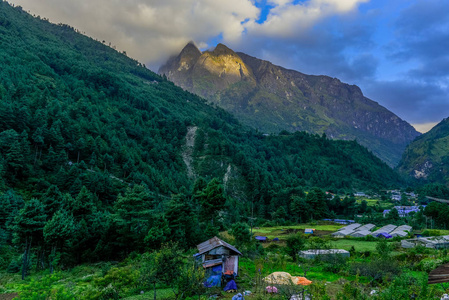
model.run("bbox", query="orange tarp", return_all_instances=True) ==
[295,277,312,286]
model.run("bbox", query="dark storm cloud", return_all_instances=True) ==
[363,80,449,124]
[373,0,449,126]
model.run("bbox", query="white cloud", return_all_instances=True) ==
[9,0,369,69]
[10,0,259,69]
[249,0,370,37]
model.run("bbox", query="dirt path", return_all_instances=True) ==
[0,293,18,300]
[182,126,197,179]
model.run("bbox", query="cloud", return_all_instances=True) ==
[230,6,378,83]
[249,0,369,37]
[363,80,449,125]
[8,0,448,126]
[11,0,369,70]
[11,0,259,69]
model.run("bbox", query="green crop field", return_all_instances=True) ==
[252,224,344,240]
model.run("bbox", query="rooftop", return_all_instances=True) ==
[197,236,242,256]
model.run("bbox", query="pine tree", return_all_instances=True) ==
[113,185,153,252]
[13,199,47,280]
[43,209,76,273]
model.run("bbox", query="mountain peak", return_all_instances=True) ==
[159,43,420,166]
[211,43,236,56]
[179,41,202,58]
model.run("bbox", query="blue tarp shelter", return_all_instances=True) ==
[255,236,268,241]
[376,232,392,239]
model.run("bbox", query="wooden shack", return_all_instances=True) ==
[196,236,242,279]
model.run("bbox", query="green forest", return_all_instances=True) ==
[3,2,448,299]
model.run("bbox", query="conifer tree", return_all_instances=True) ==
[43,209,76,273]
[13,199,47,279]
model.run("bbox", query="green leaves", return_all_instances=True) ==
[43,209,75,247]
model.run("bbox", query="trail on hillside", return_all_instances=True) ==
[183,126,197,179]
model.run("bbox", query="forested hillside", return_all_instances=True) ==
[398,117,449,186]
[0,1,402,269]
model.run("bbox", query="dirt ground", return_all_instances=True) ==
[0,293,18,300]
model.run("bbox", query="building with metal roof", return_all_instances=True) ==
[197,236,242,256]
[389,225,412,237]
[401,235,449,249]
[338,223,361,232]
[332,229,354,237]
[371,224,397,236]
[350,230,372,238]
[355,224,375,232]
[196,236,242,285]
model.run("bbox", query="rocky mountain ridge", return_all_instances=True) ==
[159,43,421,166]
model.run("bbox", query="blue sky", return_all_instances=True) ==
[10,0,449,132]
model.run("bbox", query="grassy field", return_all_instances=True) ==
[252,224,343,240]
[330,239,379,252]
[355,197,395,209]
[4,222,447,299]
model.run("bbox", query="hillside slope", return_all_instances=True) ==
[160,43,420,166]
[0,2,404,200]
[398,117,449,186]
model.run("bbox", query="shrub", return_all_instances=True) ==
[7,256,21,273]
[421,229,441,237]
[321,254,349,274]
[285,234,306,261]
[416,258,444,272]
[17,273,75,300]
[94,266,139,298]
[350,258,400,283]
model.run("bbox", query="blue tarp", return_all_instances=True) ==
[232,293,244,300]
[205,275,221,287]
[255,236,267,241]
[273,237,279,241]
[212,265,222,274]
[224,280,237,291]
[376,232,392,239]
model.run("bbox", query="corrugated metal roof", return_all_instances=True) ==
[395,225,412,232]
[332,229,353,236]
[355,224,375,232]
[390,231,408,237]
[371,224,397,235]
[338,223,361,232]
[197,236,242,256]
[350,230,372,237]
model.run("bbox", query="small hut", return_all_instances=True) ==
[196,237,242,286]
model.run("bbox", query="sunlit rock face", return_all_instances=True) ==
[160,43,421,167]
